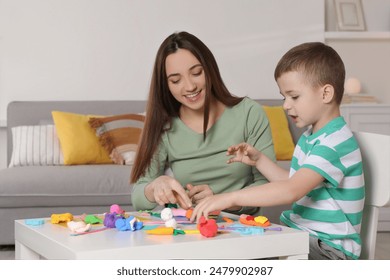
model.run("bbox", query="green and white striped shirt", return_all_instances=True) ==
[280,117,365,259]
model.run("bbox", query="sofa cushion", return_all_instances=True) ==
[89,114,145,165]
[262,106,295,160]
[0,165,132,208]
[52,111,112,165]
[9,125,64,167]
[52,111,113,165]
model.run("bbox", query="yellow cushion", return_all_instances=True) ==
[52,111,112,165]
[262,106,295,160]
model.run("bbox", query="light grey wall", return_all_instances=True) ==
[325,0,390,32]
[0,0,324,122]
[2,0,390,169]
[0,0,325,169]
[325,0,390,104]
[327,41,390,103]
[0,128,6,169]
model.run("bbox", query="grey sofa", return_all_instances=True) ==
[0,99,304,245]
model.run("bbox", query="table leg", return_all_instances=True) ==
[15,240,41,260]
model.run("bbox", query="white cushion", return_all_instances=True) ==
[9,125,64,167]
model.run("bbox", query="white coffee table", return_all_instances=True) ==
[15,213,309,260]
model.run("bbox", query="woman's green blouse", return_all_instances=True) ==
[131,97,276,210]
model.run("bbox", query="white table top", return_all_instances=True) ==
[15,213,309,260]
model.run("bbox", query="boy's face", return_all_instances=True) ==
[276,71,329,133]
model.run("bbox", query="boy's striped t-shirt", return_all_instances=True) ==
[280,117,365,259]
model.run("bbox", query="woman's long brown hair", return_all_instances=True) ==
[130,31,244,183]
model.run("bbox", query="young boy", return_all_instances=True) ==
[190,42,365,260]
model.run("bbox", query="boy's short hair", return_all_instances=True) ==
[274,42,345,104]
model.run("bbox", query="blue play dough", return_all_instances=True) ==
[115,216,143,231]
[25,219,45,226]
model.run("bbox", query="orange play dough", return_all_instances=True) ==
[239,214,271,227]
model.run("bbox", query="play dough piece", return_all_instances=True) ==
[239,214,271,227]
[25,219,44,226]
[185,209,221,220]
[254,216,268,224]
[145,227,175,235]
[184,229,200,234]
[51,213,73,224]
[171,208,187,217]
[173,229,185,235]
[161,208,173,221]
[115,216,143,231]
[185,209,193,219]
[104,212,124,228]
[84,215,103,224]
[165,218,178,229]
[198,216,218,238]
[208,210,221,218]
[222,217,234,223]
[219,224,265,235]
[67,221,92,233]
[129,216,143,231]
[110,204,125,215]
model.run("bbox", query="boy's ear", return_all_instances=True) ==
[322,84,335,104]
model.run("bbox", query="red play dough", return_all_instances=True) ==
[198,216,218,238]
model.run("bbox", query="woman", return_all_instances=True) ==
[130,31,275,212]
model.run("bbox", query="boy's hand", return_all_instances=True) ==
[186,184,213,205]
[226,143,261,166]
[190,192,235,223]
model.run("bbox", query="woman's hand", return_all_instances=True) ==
[186,184,214,205]
[190,192,235,223]
[226,142,261,166]
[145,176,192,209]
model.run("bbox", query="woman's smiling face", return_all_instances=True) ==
[165,48,206,112]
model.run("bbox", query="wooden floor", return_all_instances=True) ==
[1,232,389,260]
